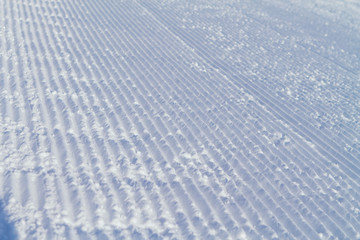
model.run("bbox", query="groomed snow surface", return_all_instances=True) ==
[1,0,360,239]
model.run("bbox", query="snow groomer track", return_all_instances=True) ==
[1,0,360,239]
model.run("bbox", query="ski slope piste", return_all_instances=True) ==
[1,0,360,239]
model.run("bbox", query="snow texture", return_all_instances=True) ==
[1,0,360,239]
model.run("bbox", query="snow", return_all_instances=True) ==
[1,0,360,239]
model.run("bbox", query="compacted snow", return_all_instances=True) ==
[1,0,360,239]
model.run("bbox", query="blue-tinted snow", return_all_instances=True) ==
[0,0,360,239]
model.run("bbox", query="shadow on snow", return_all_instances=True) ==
[0,200,17,240]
